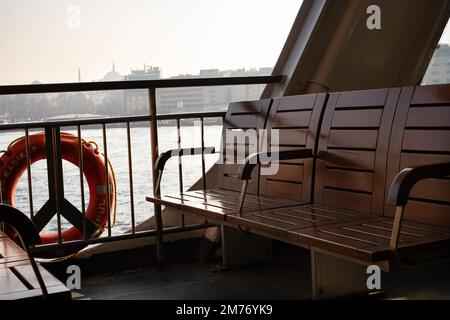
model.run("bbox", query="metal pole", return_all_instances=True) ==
[102,123,112,237]
[24,128,34,219]
[149,88,164,266]
[126,122,136,234]
[77,125,87,240]
[176,119,185,227]
[200,117,207,191]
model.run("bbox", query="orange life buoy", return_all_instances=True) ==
[0,132,115,257]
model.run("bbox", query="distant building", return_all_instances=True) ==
[120,66,273,115]
[423,44,450,85]
[102,62,123,82]
[158,67,273,114]
[158,73,204,114]
[0,114,8,124]
[124,66,161,114]
[124,65,161,81]
[87,63,124,107]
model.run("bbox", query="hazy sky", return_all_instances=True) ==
[0,0,302,85]
[1,1,450,85]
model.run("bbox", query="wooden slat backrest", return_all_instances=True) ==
[385,85,450,227]
[314,88,400,215]
[259,93,327,201]
[219,99,273,193]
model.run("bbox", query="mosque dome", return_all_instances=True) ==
[102,62,123,81]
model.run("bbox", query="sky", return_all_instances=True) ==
[1,1,450,86]
[0,0,303,85]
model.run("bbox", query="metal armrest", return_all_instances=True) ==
[388,162,450,206]
[236,149,313,215]
[0,204,48,300]
[388,162,450,251]
[239,149,313,181]
[154,147,216,193]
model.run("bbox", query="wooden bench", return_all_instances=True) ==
[149,98,315,220]
[231,86,450,262]
[147,85,450,298]
[0,205,71,300]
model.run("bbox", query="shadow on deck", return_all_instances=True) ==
[48,241,450,300]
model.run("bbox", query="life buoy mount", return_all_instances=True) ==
[0,132,116,258]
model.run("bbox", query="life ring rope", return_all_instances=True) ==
[0,133,118,232]
[83,139,118,229]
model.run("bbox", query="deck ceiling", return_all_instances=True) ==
[265,0,450,96]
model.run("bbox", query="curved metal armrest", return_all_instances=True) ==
[0,205,41,247]
[0,205,48,299]
[388,162,450,252]
[236,149,313,215]
[155,147,216,193]
[388,162,450,206]
[239,149,313,181]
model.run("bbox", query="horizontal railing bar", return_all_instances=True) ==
[157,111,226,120]
[0,112,228,131]
[0,75,284,95]
[0,115,151,130]
[30,223,214,253]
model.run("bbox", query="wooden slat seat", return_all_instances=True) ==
[287,216,450,262]
[0,230,71,300]
[225,203,450,262]
[148,85,450,267]
[385,85,450,228]
[226,204,372,239]
[227,88,400,261]
[147,94,326,218]
[146,99,273,214]
[228,85,450,264]
[150,189,304,221]
[1,234,28,264]
[0,259,71,300]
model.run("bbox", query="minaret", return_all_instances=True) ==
[78,68,81,82]
[112,61,116,72]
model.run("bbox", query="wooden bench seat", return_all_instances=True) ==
[1,237,29,265]
[226,205,450,262]
[147,94,327,220]
[0,230,71,300]
[226,205,372,239]
[287,216,450,263]
[146,84,450,298]
[0,207,71,300]
[228,86,450,264]
[148,85,450,295]
[150,189,305,221]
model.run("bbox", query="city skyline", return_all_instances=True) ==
[0,65,273,122]
[28,64,274,85]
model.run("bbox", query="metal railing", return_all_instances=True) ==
[0,75,283,259]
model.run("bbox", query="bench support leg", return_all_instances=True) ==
[311,251,372,300]
[221,225,272,268]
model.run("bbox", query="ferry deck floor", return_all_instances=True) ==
[59,242,450,300]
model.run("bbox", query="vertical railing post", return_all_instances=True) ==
[149,88,164,266]
[44,127,64,243]
[24,128,34,219]
[200,117,207,191]
[176,119,185,227]
[77,125,87,240]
